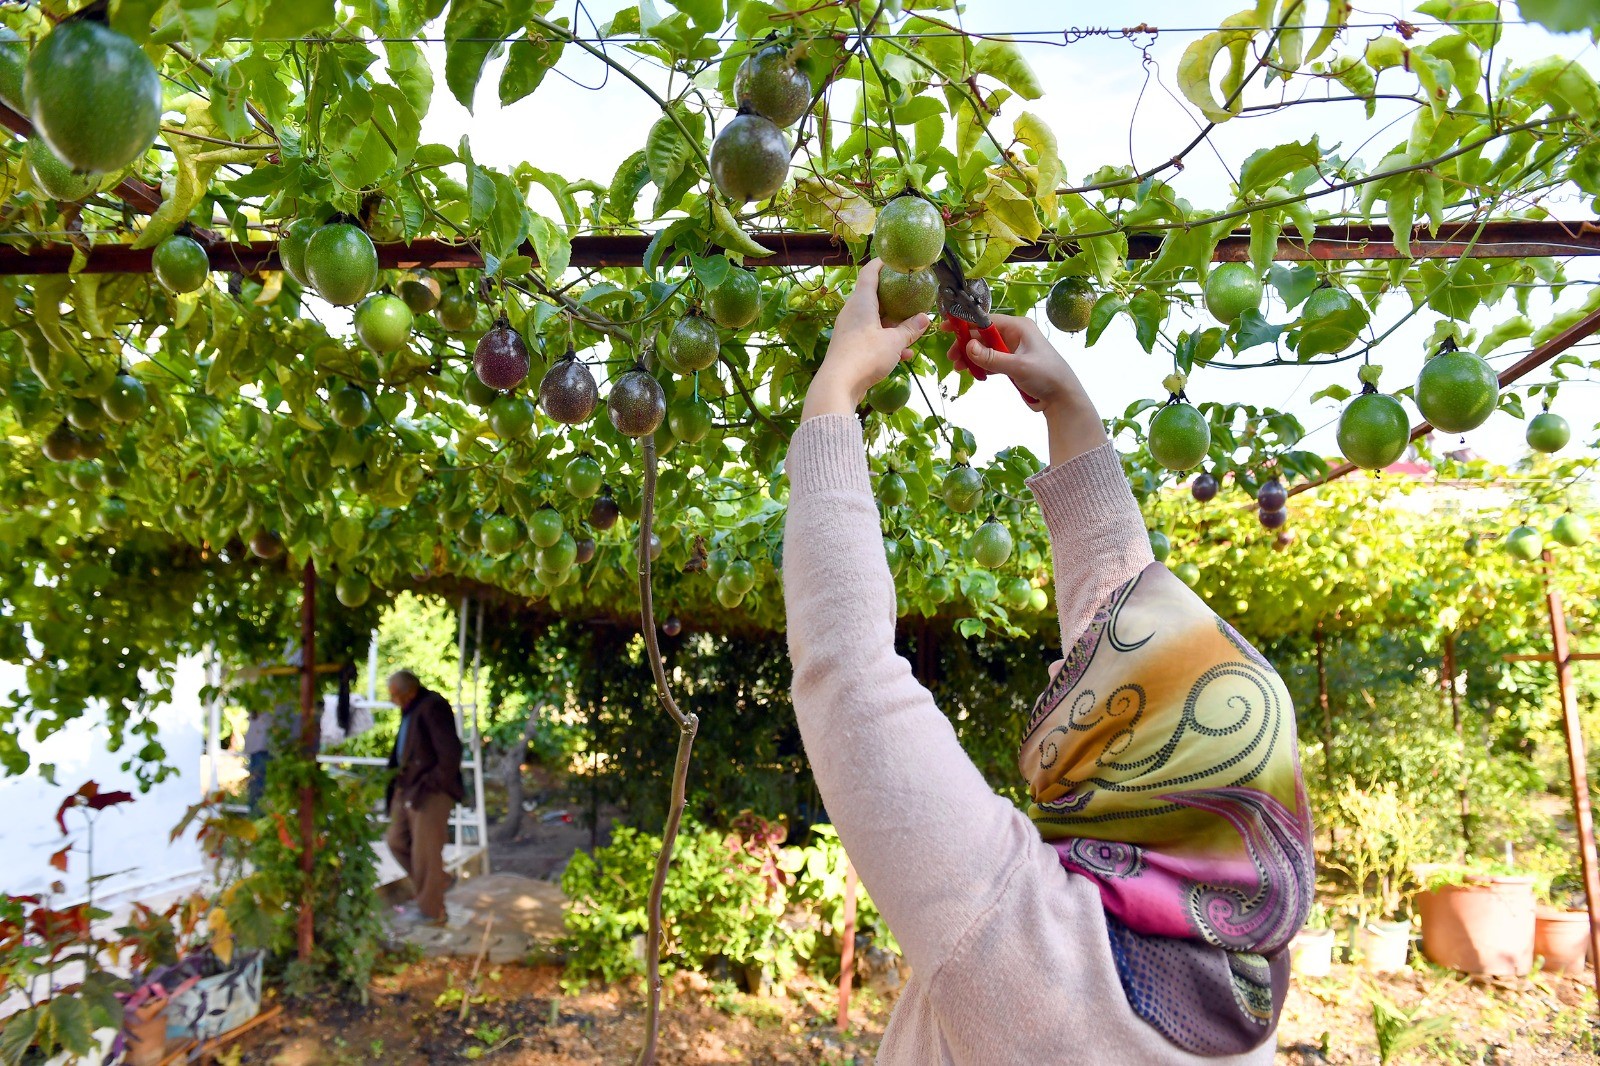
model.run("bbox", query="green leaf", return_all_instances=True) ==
[1478,314,1533,355]
[1233,308,1288,352]
[711,199,775,258]
[645,110,695,190]
[385,41,435,118]
[1304,0,1351,65]
[527,214,571,280]
[1,1007,42,1066]
[501,20,567,105]
[444,0,512,112]
[255,0,333,39]
[1519,0,1600,37]
[1248,209,1283,276]
[1310,383,1352,403]
[1239,137,1322,193]
[1270,263,1320,310]
[971,39,1043,100]
[47,995,91,1056]
[1125,289,1167,353]
[607,150,651,222]
[1084,293,1127,347]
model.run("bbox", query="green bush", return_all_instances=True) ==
[559,819,787,990]
[559,819,898,992]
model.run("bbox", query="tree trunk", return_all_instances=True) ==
[492,705,546,844]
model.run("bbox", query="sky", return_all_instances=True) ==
[418,1,1600,469]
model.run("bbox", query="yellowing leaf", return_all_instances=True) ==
[980,176,1043,243]
[1012,112,1061,211]
[792,177,877,240]
[1177,10,1262,123]
[972,39,1042,100]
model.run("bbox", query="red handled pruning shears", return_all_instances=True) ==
[932,246,1038,406]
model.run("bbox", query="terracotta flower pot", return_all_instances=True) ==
[1415,876,1535,976]
[1290,926,1335,978]
[125,996,169,1066]
[1534,905,1592,974]
[1356,919,1412,973]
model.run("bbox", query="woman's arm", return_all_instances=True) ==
[784,262,1051,976]
[959,318,1155,654]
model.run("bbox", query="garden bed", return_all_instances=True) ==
[225,954,1595,1065]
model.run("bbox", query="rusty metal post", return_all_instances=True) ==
[297,559,317,963]
[837,860,859,1033]
[1442,633,1471,852]
[1546,577,1600,1005]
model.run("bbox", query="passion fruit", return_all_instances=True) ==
[668,314,720,373]
[278,218,318,287]
[589,493,620,531]
[249,529,284,559]
[1415,348,1498,434]
[942,465,983,514]
[607,366,667,437]
[355,293,414,353]
[488,394,536,440]
[735,44,812,126]
[877,266,937,324]
[539,353,599,425]
[27,138,96,201]
[335,573,372,608]
[564,454,603,498]
[1337,387,1410,470]
[529,508,564,548]
[873,196,945,273]
[26,21,162,173]
[667,397,714,444]
[710,111,790,202]
[1148,401,1211,471]
[1553,512,1591,548]
[867,373,912,414]
[474,319,531,391]
[1045,278,1095,333]
[1504,524,1543,562]
[1203,263,1263,325]
[436,287,477,332]
[151,235,210,294]
[1148,530,1171,561]
[707,268,761,329]
[1525,411,1570,454]
[1190,472,1219,502]
[398,274,442,314]
[305,223,379,306]
[101,373,149,423]
[329,386,372,429]
[970,519,1013,568]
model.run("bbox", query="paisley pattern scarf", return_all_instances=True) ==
[1020,562,1314,1057]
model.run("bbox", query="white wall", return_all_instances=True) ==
[0,656,207,904]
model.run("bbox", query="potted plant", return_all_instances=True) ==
[1413,862,1536,977]
[1290,901,1336,978]
[1323,779,1427,973]
[1533,872,1591,974]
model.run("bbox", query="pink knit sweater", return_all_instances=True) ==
[782,414,1276,1065]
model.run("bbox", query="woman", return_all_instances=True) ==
[782,260,1313,1064]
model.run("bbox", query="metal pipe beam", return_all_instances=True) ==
[0,220,1598,275]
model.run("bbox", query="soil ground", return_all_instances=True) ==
[228,956,1596,1066]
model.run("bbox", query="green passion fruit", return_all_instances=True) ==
[26,21,161,174]
[329,386,372,429]
[1045,278,1096,333]
[1148,402,1211,471]
[27,138,96,201]
[1203,263,1263,325]
[970,520,1013,568]
[304,223,379,306]
[564,455,604,498]
[1525,411,1570,454]
[355,294,414,353]
[278,218,318,287]
[1504,524,1543,562]
[529,508,564,548]
[707,269,762,329]
[335,573,372,608]
[101,373,148,423]
[398,274,442,314]
[873,196,945,273]
[151,235,210,295]
[436,288,477,332]
[668,314,720,373]
[877,266,937,323]
[867,373,912,414]
[1552,512,1591,548]
[942,466,983,513]
[488,394,535,440]
[668,397,714,444]
[1337,388,1410,470]
[1415,349,1498,434]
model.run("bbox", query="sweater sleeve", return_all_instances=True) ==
[782,414,1052,978]
[1026,441,1155,656]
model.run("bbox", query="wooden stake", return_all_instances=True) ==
[1443,632,1471,852]
[297,559,316,964]
[1545,575,1600,1009]
[837,859,858,1034]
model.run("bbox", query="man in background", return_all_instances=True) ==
[384,670,464,925]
